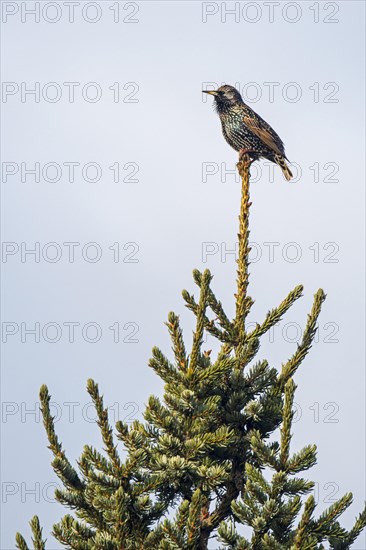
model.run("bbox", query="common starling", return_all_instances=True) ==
[203,84,293,181]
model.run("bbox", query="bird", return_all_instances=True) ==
[203,84,293,181]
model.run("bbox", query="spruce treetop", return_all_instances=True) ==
[16,156,366,550]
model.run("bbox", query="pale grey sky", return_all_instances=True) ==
[1,1,365,548]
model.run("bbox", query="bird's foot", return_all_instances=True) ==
[238,149,255,166]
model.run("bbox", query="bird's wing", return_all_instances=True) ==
[243,111,285,156]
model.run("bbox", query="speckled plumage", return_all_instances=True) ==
[203,84,293,181]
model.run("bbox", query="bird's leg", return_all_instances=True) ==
[239,149,255,163]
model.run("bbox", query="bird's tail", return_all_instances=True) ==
[274,154,293,181]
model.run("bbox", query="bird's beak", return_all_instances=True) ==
[202,90,218,96]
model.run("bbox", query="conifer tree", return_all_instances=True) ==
[16,156,366,549]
